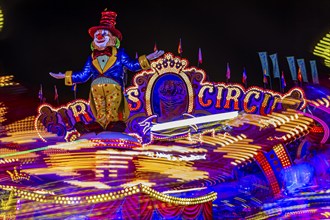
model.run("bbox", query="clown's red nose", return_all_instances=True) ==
[96,33,103,40]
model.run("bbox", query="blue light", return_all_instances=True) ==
[280,163,314,194]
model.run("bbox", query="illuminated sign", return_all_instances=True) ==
[36,53,306,142]
[35,100,93,141]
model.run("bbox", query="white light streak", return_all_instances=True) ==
[151,111,238,132]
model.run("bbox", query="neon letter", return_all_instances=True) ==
[243,90,261,113]
[224,87,242,110]
[198,85,214,108]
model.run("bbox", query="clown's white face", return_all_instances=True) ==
[93,29,115,50]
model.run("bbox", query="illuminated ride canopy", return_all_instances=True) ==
[0,53,329,219]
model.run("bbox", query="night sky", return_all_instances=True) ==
[0,0,330,104]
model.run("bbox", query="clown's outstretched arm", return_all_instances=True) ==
[146,50,164,61]
[49,57,93,86]
[49,72,65,79]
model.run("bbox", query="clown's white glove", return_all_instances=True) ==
[49,72,65,79]
[146,50,164,61]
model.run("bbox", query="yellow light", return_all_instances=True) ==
[0,9,3,31]
[320,39,330,46]
[216,148,258,155]
[313,51,328,58]
[227,152,253,159]
[314,32,330,67]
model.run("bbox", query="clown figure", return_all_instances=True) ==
[50,10,163,133]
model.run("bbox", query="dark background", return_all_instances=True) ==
[0,0,329,106]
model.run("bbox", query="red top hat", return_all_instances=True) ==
[88,10,123,41]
